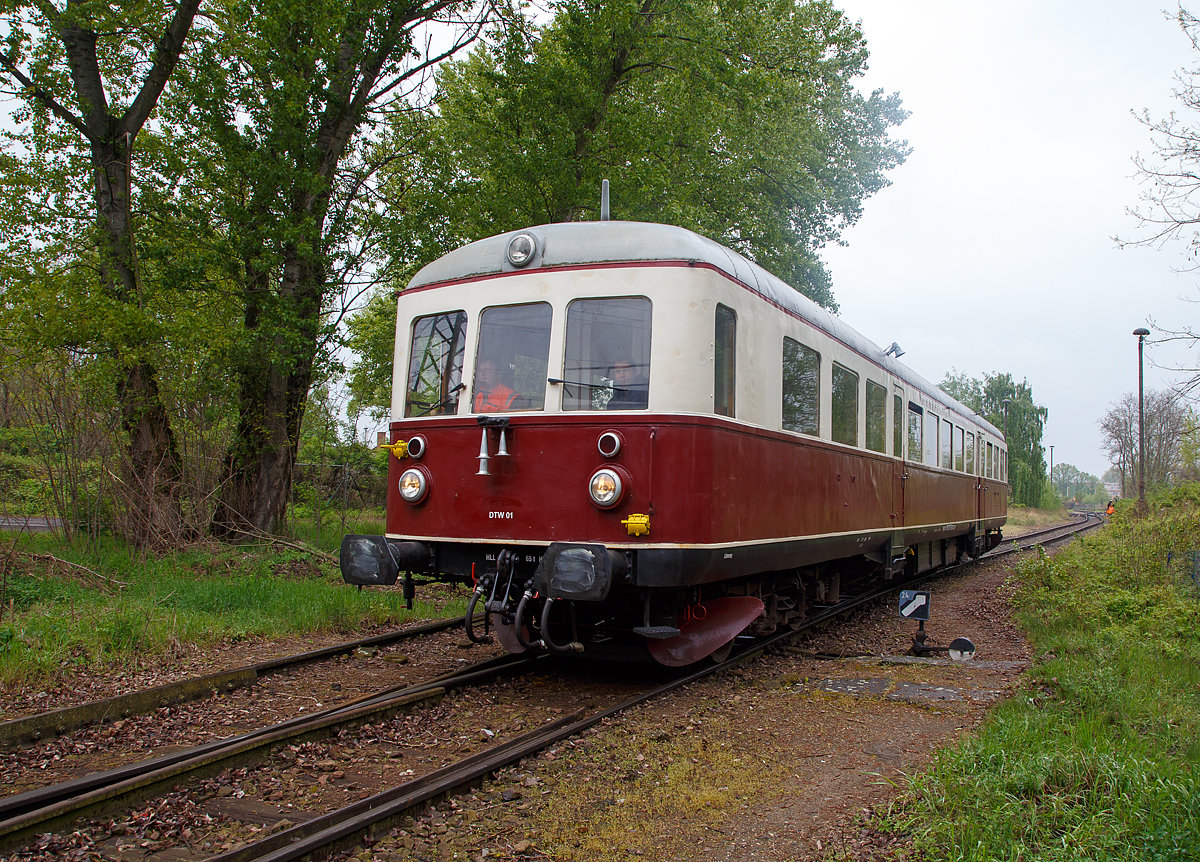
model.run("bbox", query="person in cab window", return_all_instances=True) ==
[474,359,516,413]
[607,360,648,409]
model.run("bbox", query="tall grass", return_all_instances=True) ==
[0,524,468,689]
[885,489,1200,861]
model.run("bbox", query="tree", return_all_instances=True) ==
[1,0,205,545]
[1118,9,1200,393]
[1050,462,1101,504]
[940,370,1048,507]
[1098,388,1195,494]
[173,0,490,537]
[347,0,909,418]
[398,0,905,305]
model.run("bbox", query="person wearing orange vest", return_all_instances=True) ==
[473,359,516,413]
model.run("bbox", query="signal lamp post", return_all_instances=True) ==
[1134,327,1150,513]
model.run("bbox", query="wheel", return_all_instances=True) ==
[709,639,735,664]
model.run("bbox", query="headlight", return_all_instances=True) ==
[588,467,624,508]
[506,233,536,267]
[398,468,429,504]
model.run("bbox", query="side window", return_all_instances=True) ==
[940,420,952,469]
[966,432,975,475]
[405,311,467,417]
[1002,449,1007,481]
[714,304,737,417]
[473,303,552,413]
[907,403,923,463]
[893,388,904,457]
[866,380,887,453]
[987,441,994,478]
[562,297,652,411]
[925,412,939,466]
[831,363,859,446]
[782,337,820,435]
[955,426,965,472]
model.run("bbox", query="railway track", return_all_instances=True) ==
[194,517,1106,862]
[0,614,482,749]
[0,515,1101,860]
[985,512,1104,557]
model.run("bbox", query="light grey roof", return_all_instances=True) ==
[408,221,1002,438]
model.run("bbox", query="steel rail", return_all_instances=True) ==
[0,652,541,854]
[0,614,483,749]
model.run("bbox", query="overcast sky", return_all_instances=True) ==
[822,0,1200,480]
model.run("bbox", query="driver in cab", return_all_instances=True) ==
[474,359,516,413]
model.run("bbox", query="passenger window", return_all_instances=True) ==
[405,311,467,417]
[925,412,939,466]
[987,441,994,478]
[866,380,887,453]
[562,297,652,411]
[782,338,820,435]
[1001,449,1007,481]
[955,426,965,472]
[907,403,923,463]
[714,304,737,417]
[831,363,859,446]
[893,389,904,457]
[473,303,552,413]
[965,431,975,475]
[941,420,952,469]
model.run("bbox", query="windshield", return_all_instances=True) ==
[472,303,552,413]
[404,311,466,417]
[561,297,652,410]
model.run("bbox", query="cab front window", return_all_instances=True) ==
[473,303,552,413]
[562,297,652,411]
[404,311,466,417]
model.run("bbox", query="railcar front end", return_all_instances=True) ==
[340,222,1006,665]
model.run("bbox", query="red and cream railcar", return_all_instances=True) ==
[341,221,1007,664]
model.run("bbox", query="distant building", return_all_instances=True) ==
[1104,481,1122,498]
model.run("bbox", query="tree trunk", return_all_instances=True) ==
[211,254,323,537]
[92,136,187,545]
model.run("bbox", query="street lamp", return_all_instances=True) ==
[1049,444,1054,490]
[1134,327,1150,512]
[1001,397,1011,438]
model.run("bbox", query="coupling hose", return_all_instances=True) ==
[539,597,583,653]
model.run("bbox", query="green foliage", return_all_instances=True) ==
[390,0,906,298]
[345,290,402,424]
[886,486,1200,860]
[941,369,1048,507]
[0,530,465,685]
[346,0,909,417]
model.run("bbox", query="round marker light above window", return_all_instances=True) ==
[506,233,536,267]
[398,467,430,504]
[588,467,624,509]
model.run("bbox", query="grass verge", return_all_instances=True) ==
[0,521,469,689]
[880,487,1200,861]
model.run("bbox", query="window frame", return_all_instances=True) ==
[831,362,860,447]
[782,337,821,436]
[714,304,737,418]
